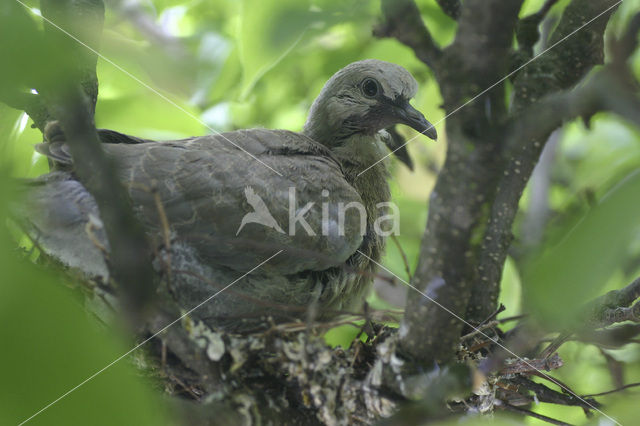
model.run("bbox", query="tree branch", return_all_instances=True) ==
[512,0,620,111]
[466,0,622,322]
[397,0,524,366]
[40,0,103,115]
[498,402,570,426]
[0,90,50,131]
[435,0,460,20]
[374,0,442,71]
[583,277,640,327]
[441,0,524,96]
[39,0,156,311]
[516,0,561,57]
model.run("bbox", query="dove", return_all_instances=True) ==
[19,59,436,331]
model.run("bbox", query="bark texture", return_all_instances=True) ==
[376,0,623,365]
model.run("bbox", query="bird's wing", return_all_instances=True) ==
[47,129,365,275]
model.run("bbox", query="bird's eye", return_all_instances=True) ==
[361,78,379,98]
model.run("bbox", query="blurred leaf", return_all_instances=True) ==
[0,104,47,178]
[324,323,363,348]
[519,0,571,17]
[0,2,43,88]
[95,56,205,139]
[0,183,167,426]
[208,47,243,105]
[598,397,640,426]
[523,170,640,327]
[562,116,640,195]
[100,28,197,97]
[238,0,316,97]
[415,1,457,47]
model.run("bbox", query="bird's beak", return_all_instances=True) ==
[397,101,437,141]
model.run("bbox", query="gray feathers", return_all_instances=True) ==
[303,59,420,145]
[19,60,434,330]
[16,172,109,278]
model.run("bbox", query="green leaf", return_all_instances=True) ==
[0,182,168,426]
[523,170,640,326]
[237,0,316,98]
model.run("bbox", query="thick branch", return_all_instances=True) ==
[0,91,50,131]
[398,0,524,366]
[435,0,460,20]
[510,70,640,141]
[467,0,621,322]
[39,0,156,310]
[440,0,524,100]
[583,277,640,327]
[516,0,561,56]
[512,0,620,111]
[374,0,442,71]
[40,0,103,115]
[540,276,640,356]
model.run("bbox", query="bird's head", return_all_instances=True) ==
[303,59,437,152]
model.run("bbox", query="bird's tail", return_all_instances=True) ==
[35,121,150,170]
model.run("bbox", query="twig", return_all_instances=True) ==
[460,320,498,341]
[390,234,412,281]
[500,353,563,375]
[167,373,201,400]
[498,314,528,323]
[583,382,640,397]
[510,376,599,411]
[583,277,640,328]
[479,303,506,326]
[540,331,573,358]
[150,180,173,286]
[529,371,585,404]
[498,401,572,426]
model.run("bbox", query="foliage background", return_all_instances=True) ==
[1,0,639,424]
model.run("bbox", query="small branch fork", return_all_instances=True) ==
[373,0,442,70]
[376,0,637,368]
